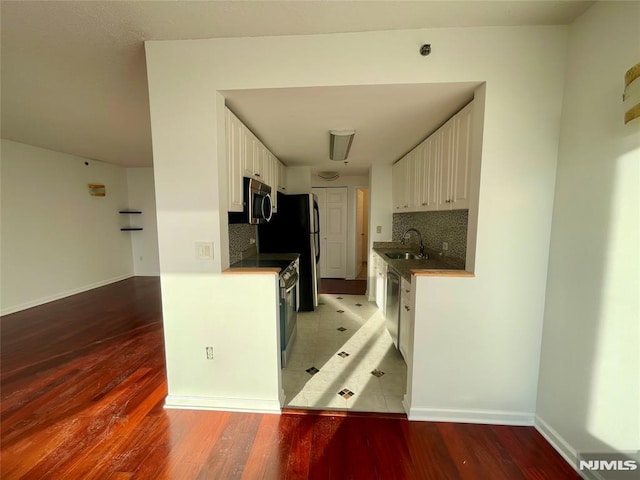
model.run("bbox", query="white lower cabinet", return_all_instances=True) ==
[398,276,413,365]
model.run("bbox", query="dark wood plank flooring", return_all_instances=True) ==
[0,277,579,479]
[319,279,367,295]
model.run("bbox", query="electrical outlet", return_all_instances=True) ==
[249,238,256,244]
[205,346,214,360]
[376,226,382,234]
[442,242,449,251]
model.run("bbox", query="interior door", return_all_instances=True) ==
[314,187,348,279]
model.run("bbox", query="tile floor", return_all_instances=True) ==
[282,293,407,413]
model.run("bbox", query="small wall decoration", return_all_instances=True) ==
[624,63,640,124]
[88,184,106,197]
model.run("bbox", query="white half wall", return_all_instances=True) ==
[536,0,640,465]
[0,140,134,315]
[145,24,568,416]
[126,168,160,276]
[161,273,282,413]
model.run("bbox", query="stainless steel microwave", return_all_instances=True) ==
[228,177,273,225]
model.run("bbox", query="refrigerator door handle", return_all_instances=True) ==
[313,201,320,263]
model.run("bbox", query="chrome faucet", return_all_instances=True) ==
[401,228,426,258]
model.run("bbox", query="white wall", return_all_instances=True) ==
[145,25,567,413]
[0,140,134,314]
[126,168,160,276]
[536,1,640,466]
[368,164,395,300]
[285,166,312,194]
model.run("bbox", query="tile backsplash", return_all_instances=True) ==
[393,210,468,263]
[229,224,257,264]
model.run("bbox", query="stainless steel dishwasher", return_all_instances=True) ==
[385,268,400,348]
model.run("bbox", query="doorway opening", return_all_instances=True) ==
[315,186,369,296]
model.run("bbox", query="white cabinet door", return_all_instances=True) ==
[267,151,278,212]
[226,108,244,212]
[451,102,473,210]
[437,117,456,210]
[406,149,419,210]
[278,161,287,192]
[392,160,403,212]
[417,135,439,211]
[242,130,255,178]
[315,187,348,279]
[398,277,413,364]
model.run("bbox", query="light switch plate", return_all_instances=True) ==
[196,242,214,260]
[376,226,382,234]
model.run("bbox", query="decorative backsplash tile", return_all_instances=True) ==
[228,224,257,264]
[393,210,468,263]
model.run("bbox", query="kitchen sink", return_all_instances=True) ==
[385,252,424,260]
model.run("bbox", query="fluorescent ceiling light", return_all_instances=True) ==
[329,130,355,161]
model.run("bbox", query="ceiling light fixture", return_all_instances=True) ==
[317,171,340,181]
[329,130,355,161]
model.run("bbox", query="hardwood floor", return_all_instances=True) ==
[319,279,367,295]
[0,277,579,479]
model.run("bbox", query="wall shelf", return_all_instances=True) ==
[119,209,143,231]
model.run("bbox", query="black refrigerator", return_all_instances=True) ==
[258,192,320,311]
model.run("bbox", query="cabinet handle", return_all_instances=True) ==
[256,173,261,177]
[405,289,410,293]
[404,204,408,208]
[404,305,410,311]
[422,202,427,206]
[446,199,451,203]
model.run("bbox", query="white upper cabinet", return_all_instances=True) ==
[393,100,474,213]
[450,102,473,210]
[392,159,405,212]
[225,107,286,213]
[277,161,287,193]
[437,117,456,209]
[226,109,244,212]
[417,134,439,211]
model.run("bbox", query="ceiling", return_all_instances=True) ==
[1,1,593,171]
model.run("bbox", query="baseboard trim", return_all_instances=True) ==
[408,406,534,425]
[164,394,282,414]
[534,415,583,476]
[1,273,134,316]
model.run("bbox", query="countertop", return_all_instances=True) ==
[227,252,300,274]
[372,242,470,282]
